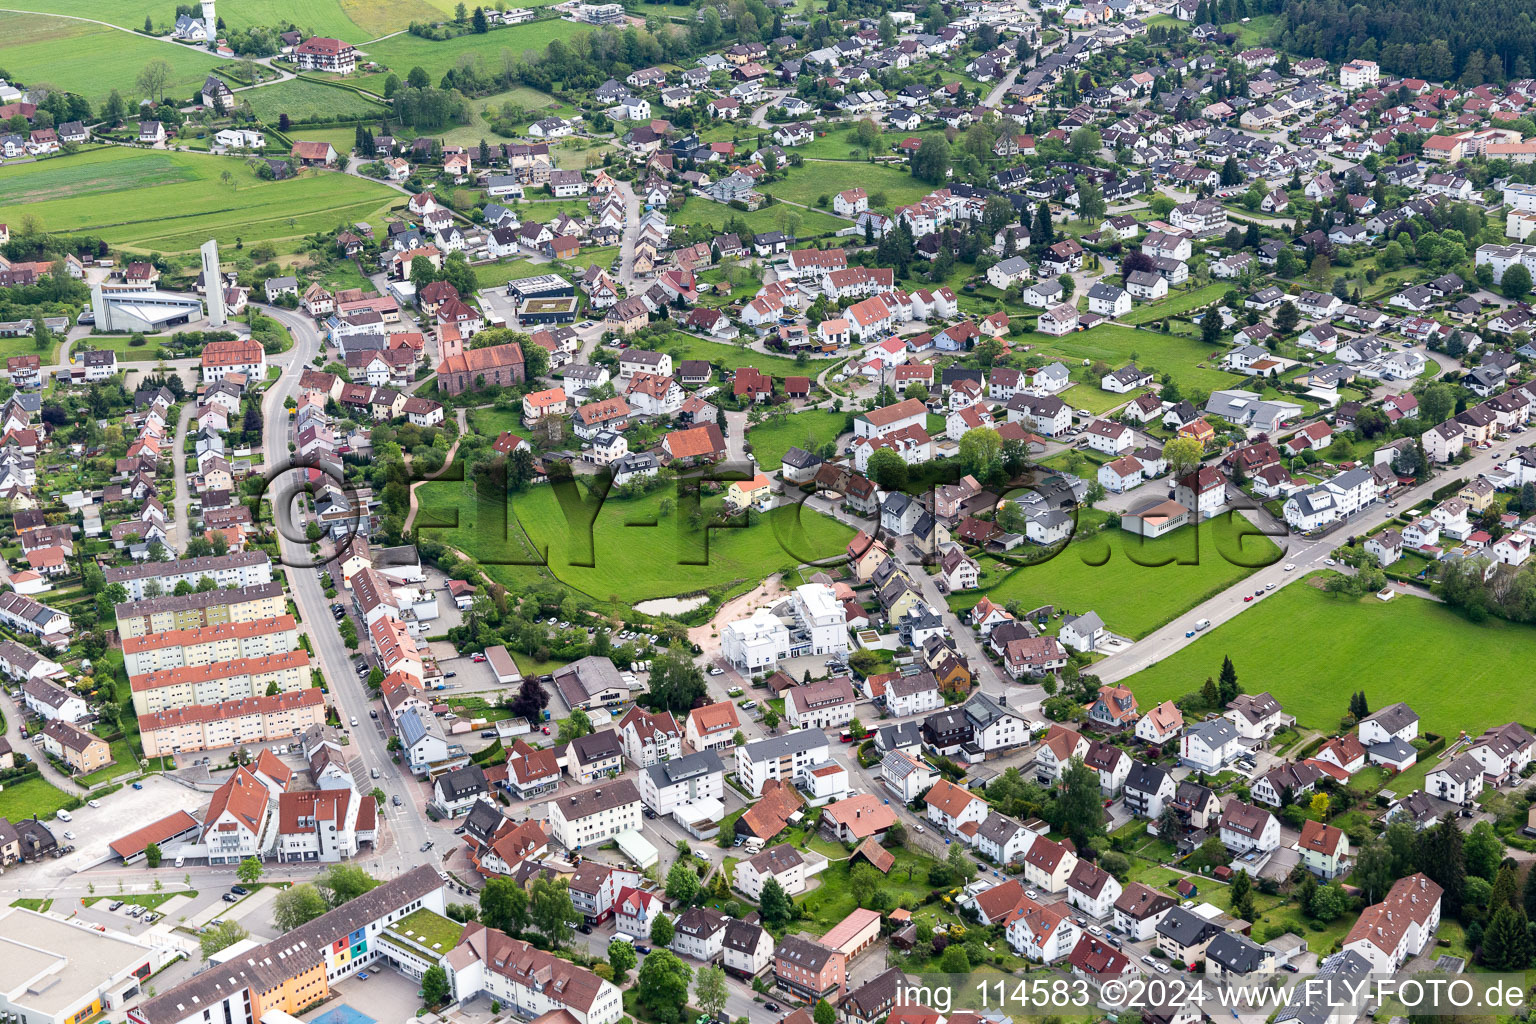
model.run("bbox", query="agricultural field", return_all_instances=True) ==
[414,476,856,605]
[950,515,1281,639]
[1119,581,1536,740]
[357,19,593,85]
[0,12,223,105]
[745,409,849,469]
[760,159,934,210]
[0,147,402,257]
[241,78,388,122]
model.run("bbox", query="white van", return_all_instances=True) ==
[1194,619,1211,631]
[55,809,72,822]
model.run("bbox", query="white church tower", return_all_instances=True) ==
[201,0,216,42]
[201,239,226,328]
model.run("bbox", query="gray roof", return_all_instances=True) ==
[1430,753,1483,785]
[1125,760,1170,796]
[554,778,641,820]
[1362,701,1418,734]
[741,729,825,763]
[436,764,488,801]
[1186,717,1238,748]
[568,728,624,764]
[1369,736,1418,763]
[1207,931,1268,974]
[1155,905,1221,946]
[644,748,724,788]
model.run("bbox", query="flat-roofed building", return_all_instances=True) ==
[0,906,178,1024]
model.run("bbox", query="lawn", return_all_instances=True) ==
[0,776,76,822]
[81,335,176,361]
[0,12,223,104]
[242,78,388,122]
[1119,282,1231,325]
[745,409,849,469]
[1119,581,1536,740]
[1028,324,1242,398]
[0,147,402,256]
[414,476,856,606]
[670,198,845,238]
[949,515,1281,639]
[659,331,827,378]
[432,85,576,150]
[358,19,593,84]
[798,845,945,932]
[796,126,947,162]
[760,159,933,211]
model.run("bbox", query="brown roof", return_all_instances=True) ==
[436,342,524,376]
[923,778,979,819]
[663,422,726,459]
[821,793,896,839]
[737,778,803,838]
[851,837,894,873]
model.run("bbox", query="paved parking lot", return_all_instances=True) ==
[5,773,203,880]
[314,964,423,1022]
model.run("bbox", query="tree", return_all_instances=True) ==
[850,862,883,907]
[144,842,162,868]
[1218,655,1239,703]
[480,877,528,933]
[866,446,909,490]
[200,919,249,960]
[1201,306,1224,346]
[136,59,174,104]
[1480,903,1533,970]
[1464,820,1503,881]
[609,938,637,981]
[1274,300,1300,333]
[695,966,728,1020]
[759,876,793,926]
[1230,869,1256,921]
[421,965,451,1005]
[1076,175,1106,222]
[651,912,675,946]
[558,707,594,742]
[1052,758,1104,848]
[939,944,971,973]
[1353,838,1395,905]
[947,840,977,881]
[959,427,1002,477]
[912,137,951,185]
[509,677,549,721]
[852,118,881,154]
[814,1000,837,1024]
[636,949,693,1024]
[647,651,707,715]
[1163,436,1204,478]
[237,857,263,885]
[315,864,378,907]
[1415,813,1467,914]
[530,877,579,946]
[1307,253,1332,290]
[274,883,329,931]
[1505,263,1533,300]
[1069,126,1101,158]
[666,859,702,904]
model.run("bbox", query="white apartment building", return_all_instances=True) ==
[546,779,643,851]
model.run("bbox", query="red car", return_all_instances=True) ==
[1243,595,1253,602]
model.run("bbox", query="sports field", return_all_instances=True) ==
[414,477,855,605]
[0,12,223,104]
[1118,581,1530,740]
[0,147,401,255]
[949,516,1280,639]
[241,78,387,122]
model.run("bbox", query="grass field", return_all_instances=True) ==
[414,477,856,604]
[242,78,387,122]
[20,0,371,38]
[760,159,933,211]
[0,147,402,256]
[1029,324,1242,398]
[433,85,575,150]
[745,409,848,469]
[1119,581,1536,740]
[0,776,75,822]
[659,332,825,378]
[82,335,173,361]
[0,12,224,104]
[358,20,592,84]
[1119,282,1231,325]
[795,126,947,161]
[950,516,1281,639]
[670,198,846,238]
